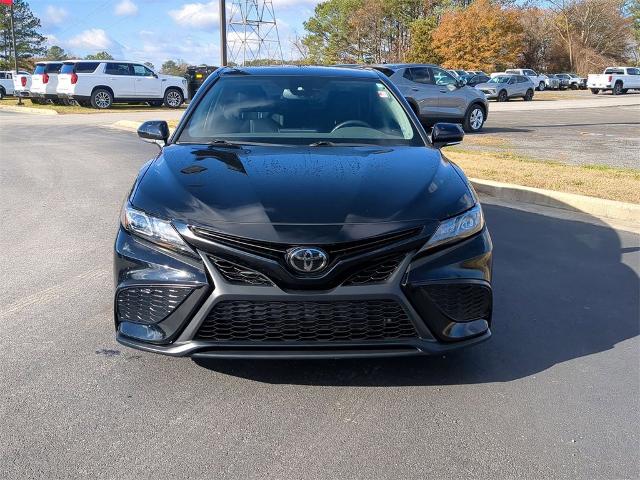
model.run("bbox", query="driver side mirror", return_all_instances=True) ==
[430,122,464,149]
[138,120,169,146]
[456,79,466,88]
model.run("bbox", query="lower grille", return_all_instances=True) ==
[195,299,417,342]
[424,284,491,322]
[209,256,274,286]
[116,286,193,324]
[342,254,406,286]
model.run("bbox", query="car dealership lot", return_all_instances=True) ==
[0,110,638,479]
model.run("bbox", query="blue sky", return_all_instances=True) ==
[32,0,322,68]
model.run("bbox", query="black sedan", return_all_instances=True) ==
[114,66,493,358]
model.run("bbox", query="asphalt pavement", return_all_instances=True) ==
[0,111,638,479]
[483,104,640,168]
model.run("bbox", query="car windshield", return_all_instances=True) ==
[488,76,511,84]
[177,75,422,146]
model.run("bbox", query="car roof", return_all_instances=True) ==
[218,65,380,79]
[371,63,438,70]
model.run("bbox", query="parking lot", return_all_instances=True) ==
[0,104,638,479]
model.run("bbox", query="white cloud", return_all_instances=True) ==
[68,29,113,50]
[45,5,68,25]
[115,0,138,16]
[169,1,219,28]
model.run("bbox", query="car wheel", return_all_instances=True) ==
[524,89,534,101]
[462,105,485,133]
[590,88,599,95]
[164,88,184,108]
[497,90,508,102]
[538,81,545,91]
[91,88,113,109]
[0,87,5,100]
[612,82,623,95]
[570,83,578,90]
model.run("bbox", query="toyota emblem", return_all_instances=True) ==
[286,247,329,273]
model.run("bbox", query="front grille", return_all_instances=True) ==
[195,299,417,342]
[342,254,406,286]
[209,256,274,286]
[116,286,192,324]
[190,226,422,261]
[424,284,491,322]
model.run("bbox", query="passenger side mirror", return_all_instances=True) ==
[430,122,464,149]
[138,120,169,146]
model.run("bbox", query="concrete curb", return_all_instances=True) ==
[0,104,58,115]
[470,178,640,224]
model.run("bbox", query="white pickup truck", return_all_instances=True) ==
[587,67,640,95]
[13,71,31,98]
[0,71,15,98]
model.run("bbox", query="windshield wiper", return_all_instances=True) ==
[206,139,243,149]
[309,141,375,147]
[309,141,336,147]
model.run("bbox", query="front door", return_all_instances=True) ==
[132,64,162,97]
[430,67,467,118]
[104,62,135,97]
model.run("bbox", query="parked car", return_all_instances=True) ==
[564,73,587,89]
[30,61,64,104]
[475,74,535,101]
[114,65,493,358]
[587,67,640,95]
[372,64,488,132]
[12,71,31,97]
[0,70,15,99]
[56,60,188,109]
[504,68,548,91]
[551,73,571,89]
[463,73,491,87]
[543,74,560,90]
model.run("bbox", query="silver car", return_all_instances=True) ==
[475,74,535,102]
[372,64,489,132]
[544,74,560,90]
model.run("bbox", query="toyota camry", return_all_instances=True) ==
[114,66,493,358]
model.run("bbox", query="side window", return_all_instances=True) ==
[407,67,431,84]
[519,76,528,83]
[105,63,132,75]
[402,69,413,81]
[627,68,640,75]
[0,72,5,79]
[524,69,536,76]
[431,67,456,86]
[75,62,99,73]
[132,64,154,77]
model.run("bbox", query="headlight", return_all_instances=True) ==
[121,203,193,254]
[424,204,484,249]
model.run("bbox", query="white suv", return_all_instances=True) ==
[0,71,16,98]
[57,60,188,109]
[30,61,64,103]
[504,69,548,91]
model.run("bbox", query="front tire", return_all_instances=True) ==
[91,88,113,109]
[0,87,5,100]
[163,88,184,108]
[497,90,508,102]
[538,81,545,91]
[524,89,534,101]
[570,83,578,90]
[590,88,599,95]
[462,104,485,133]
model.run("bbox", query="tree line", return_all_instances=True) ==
[301,0,639,75]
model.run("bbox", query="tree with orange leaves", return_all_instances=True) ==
[431,0,524,71]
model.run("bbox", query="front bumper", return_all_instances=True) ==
[114,227,493,358]
[480,90,498,100]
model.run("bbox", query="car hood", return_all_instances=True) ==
[131,144,474,243]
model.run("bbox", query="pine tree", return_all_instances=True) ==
[0,0,46,70]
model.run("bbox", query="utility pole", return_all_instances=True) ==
[219,0,227,66]
[9,2,18,73]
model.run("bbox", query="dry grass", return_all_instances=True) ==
[446,148,640,204]
[0,97,184,114]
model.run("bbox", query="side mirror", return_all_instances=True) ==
[430,122,464,149]
[456,79,466,88]
[138,120,169,146]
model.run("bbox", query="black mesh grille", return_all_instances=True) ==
[424,284,491,322]
[116,286,192,324]
[209,256,273,286]
[196,300,417,342]
[343,254,406,286]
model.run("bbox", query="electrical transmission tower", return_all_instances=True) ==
[227,0,284,66]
